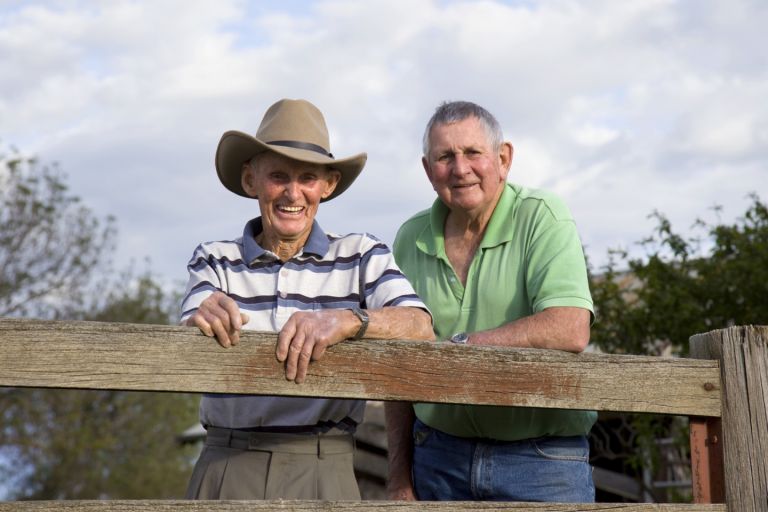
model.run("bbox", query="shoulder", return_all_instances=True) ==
[395,208,431,244]
[324,231,392,258]
[187,236,245,264]
[509,184,575,223]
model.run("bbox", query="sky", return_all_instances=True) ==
[1,0,766,295]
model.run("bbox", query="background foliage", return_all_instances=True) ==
[0,146,198,499]
[0,150,115,319]
[587,192,767,501]
[590,193,768,357]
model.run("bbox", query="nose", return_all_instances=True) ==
[451,153,470,177]
[283,180,301,201]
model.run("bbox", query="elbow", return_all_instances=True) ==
[568,325,590,353]
[557,307,591,353]
[419,323,437,342]
[539,307,591,352]
[416,310,437,341]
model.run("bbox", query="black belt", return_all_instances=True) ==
[207,416,357,435]
[205,427,354,456]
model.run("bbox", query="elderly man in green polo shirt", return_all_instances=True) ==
[385,101,596,503]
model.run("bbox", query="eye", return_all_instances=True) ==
[300,173,320,183]
[269,172,289,183]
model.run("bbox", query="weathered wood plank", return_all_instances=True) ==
[0,500,729,511]
[690,325,768,512]
[0,318,721,416]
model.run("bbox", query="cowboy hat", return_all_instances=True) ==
[215,98,367,202]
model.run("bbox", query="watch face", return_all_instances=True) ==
[451,332,468,344]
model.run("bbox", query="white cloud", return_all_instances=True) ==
[0,0,765,289]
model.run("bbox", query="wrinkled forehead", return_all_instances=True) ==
[250,151,330,175]
[428,118,494,149]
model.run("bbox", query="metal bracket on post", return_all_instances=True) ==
[690,416,725,503]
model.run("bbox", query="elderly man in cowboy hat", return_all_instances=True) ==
[180,99,433,500]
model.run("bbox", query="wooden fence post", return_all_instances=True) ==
[690,325,768,512]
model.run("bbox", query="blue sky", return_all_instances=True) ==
[1,0,766,300]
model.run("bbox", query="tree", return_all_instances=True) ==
[0,270,198,499]
[590,193,768,356]
[587,193,768,501]
[0,146,116,318]
[0,145,198,499]
[85,263,182,325]
[0,272,199,498]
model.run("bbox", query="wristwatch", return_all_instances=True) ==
[450,332,469,344]
[349,307,369,340]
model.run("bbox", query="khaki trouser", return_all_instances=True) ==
[185,427,360,500]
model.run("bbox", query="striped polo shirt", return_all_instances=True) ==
[181,217,427,430]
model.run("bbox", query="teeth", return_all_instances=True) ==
[279,206,303,212]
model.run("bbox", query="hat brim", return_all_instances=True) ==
[215,130,367,202]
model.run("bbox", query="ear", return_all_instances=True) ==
[422,156,435,186]
[241,163,259,198]
[321,170,342,199]
[499,142,513,180]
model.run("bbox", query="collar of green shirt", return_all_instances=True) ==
[415,182,518,258]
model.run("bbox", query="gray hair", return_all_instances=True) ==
[422,101,504,156]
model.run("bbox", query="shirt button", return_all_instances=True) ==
[279,291,287,299]
[280,269,288,277]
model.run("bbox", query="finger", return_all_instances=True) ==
[229,326,240,346]
[295,339,315,384]
[207,315,232,348]
[201,294,243,347]
[218,295,243,331]
[227,312,241,346]
[191,314,214,338]
[212,295,242,345]
[276,317,297,362]
[285,330,306,382]
[199,299,233,333]
[311,340,327,361]
[229,314,249,346]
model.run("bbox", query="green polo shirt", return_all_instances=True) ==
[393,182,596,441]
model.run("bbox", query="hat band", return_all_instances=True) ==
[267,140,334,159]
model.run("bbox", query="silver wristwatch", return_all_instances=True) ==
[350,307,369,340]
[450,332,469,344]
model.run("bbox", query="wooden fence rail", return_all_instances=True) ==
[0,500,731,511]
[1,318,766,512]
[0,318,721,415]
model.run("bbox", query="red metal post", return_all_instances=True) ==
[689,416,725,503]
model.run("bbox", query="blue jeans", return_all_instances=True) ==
[412,418,594,502]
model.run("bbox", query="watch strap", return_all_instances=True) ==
[350,307,369,340]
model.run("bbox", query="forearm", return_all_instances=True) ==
[469,306,591,352]
[384,401,416,499]
[366,307,435,341]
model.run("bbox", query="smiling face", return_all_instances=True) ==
[423,117,512,221]
[241,152,340,254]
